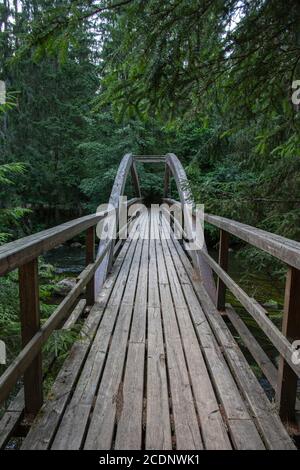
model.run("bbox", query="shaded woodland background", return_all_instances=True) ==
[1,0,300,373]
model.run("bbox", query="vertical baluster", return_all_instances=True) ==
[130,160,142,198]
[19,259,43,418]
[216,229,229,311]
[164,165,170,198]
[276,266,300,422]
[86,226,95,306]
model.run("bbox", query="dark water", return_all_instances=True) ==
[44,245,86,275]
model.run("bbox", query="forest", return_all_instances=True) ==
[1,0,299,239]
[0,0,300,448]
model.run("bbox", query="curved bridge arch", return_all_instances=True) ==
[163,153,216,301]
[95,153,142,293]
[0,151,299,449]
[96,151,216,299]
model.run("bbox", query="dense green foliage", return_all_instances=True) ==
[1,0,297,239]
[0,1,300,399]
[0,260,79,388]
[92,0,300,240]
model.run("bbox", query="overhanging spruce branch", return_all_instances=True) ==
[80,0,134,20]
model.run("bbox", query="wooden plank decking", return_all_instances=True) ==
[21,209,296,450]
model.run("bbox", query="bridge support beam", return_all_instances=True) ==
[19,259,43,419]
[164,165,170,198]
[130,161,141,198]
[276,266,300,423]
[216,230,229,311]
[86,227,95,306]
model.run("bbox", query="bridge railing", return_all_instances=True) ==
[162,199,300,424]
[95,153,142,293]
[203,214,300,422]
[0,195,141,420]
[0,208,105,417]
[163,153,217,301]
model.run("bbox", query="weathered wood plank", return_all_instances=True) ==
[62,299,86,331]
[85,227,95,306]
[0,412,21,448]
[0,238,111,406]
[19,259,43,418]
[51,216,147,450]
[145,209,172,450]
[84,216,148,450]
[167,226,295,449]
[216,229,229,311]
[159,217,231,449]
[226,305,277,390]
[201,249,300,377]
[134,155,165,163]
[154,210,203,450]
[276,267,300,422]
[114,216,149,449]
[146,307,173,450]
[0,210,110,277]
[204,213,300,271]
[162,215,265,449]
[133,154,166,160]
[134,158,165,163]
[21,222,139,450]
[0,389,24,449]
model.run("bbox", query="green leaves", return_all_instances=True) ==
[43,328,78,360]
[0,163,26,185]
[0,163,28,243]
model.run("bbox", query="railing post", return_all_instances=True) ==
[86,226,95,306]
[130,160,142,198]
[216,229,229,311]
[19,259,43,418]
[276,266,300,422]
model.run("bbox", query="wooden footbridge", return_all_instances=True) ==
[0,153,299,450]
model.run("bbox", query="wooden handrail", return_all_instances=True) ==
[163,198,300,268]
[134,156,165,163]
[0,197,141,278]
[0,210,110,277]
[162,198,300,423]
[95,153,143,293]
[0,240,111,406]
[199,248,300,376]
[0,168,142,417]
[204,212,300,422]
[1,151,300,430]
[204,213,300,271]
[164,154,216,301]
[162,204,300,367]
